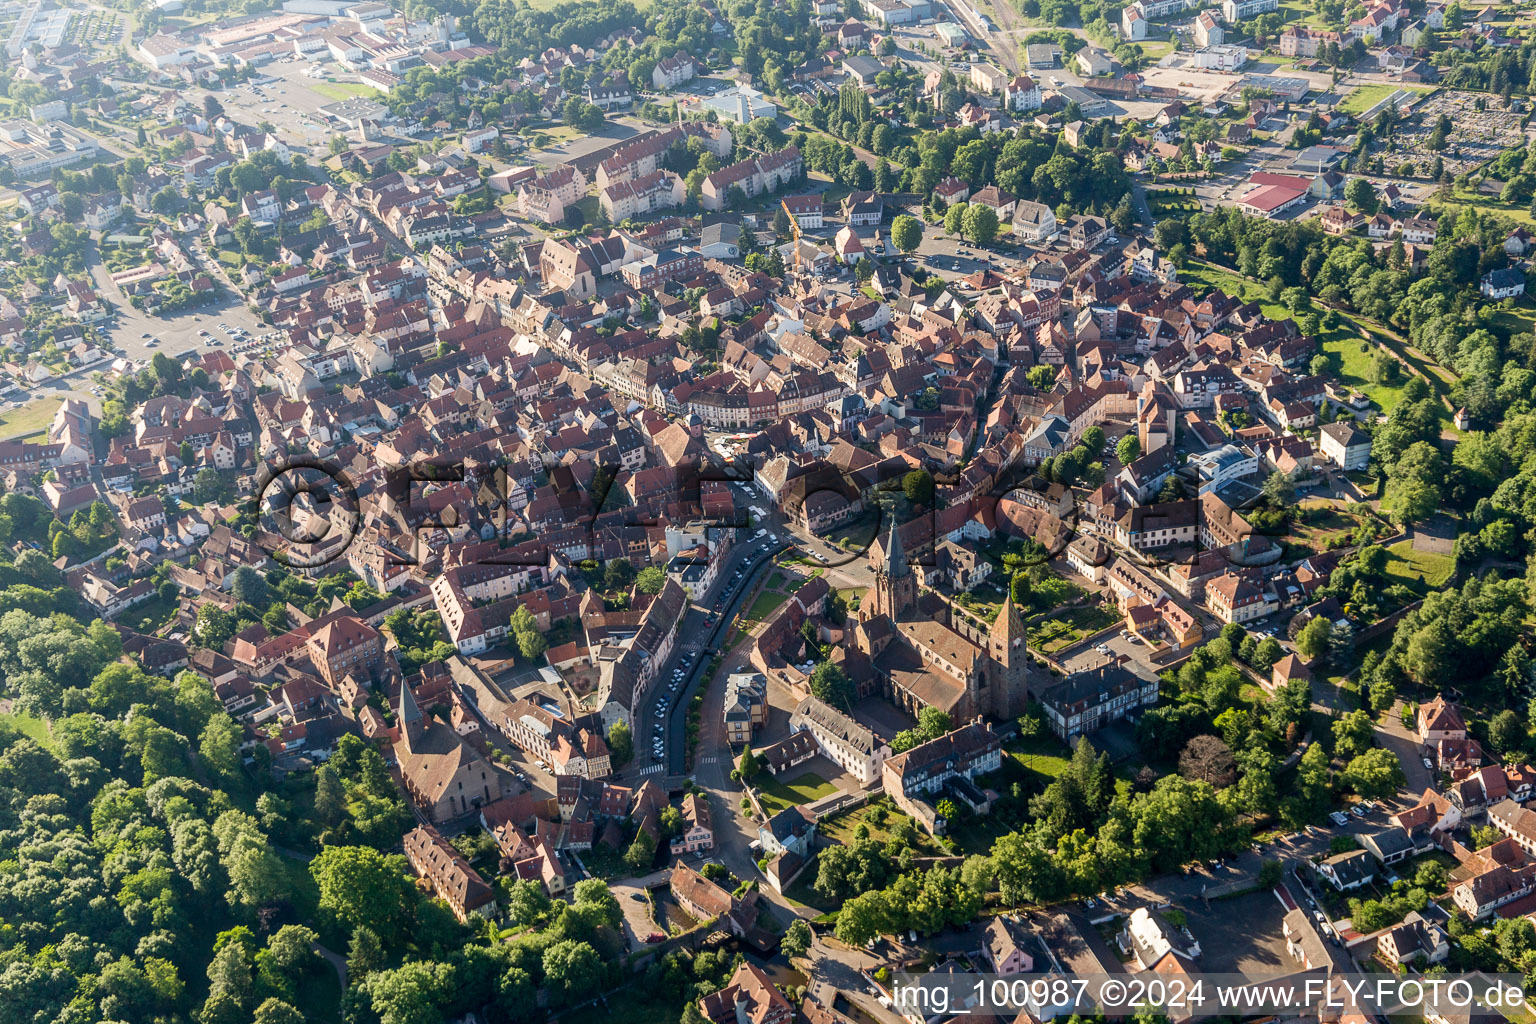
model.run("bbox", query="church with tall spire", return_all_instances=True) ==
[852,515,1032,722]
[394,674,509,824]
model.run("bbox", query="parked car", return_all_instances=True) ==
[1422,757,1434,770]
[1329,811,1350,826]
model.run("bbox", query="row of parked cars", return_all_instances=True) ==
[1328,801,1377,827]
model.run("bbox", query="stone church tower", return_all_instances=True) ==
[866,517,916,622]
[986,590,1032,718]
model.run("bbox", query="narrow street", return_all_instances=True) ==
[691,629,811,924]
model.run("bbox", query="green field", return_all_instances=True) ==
[1007,735,1075,781]
[1337,83,1433,116]
[1028,605,1119,654]
[756,771,838,817]
[1383,539,1455,591]
[1431,190,1536,229]
[744,591,788,621]
[119,591,180,634]
[0,709,51,747]
[307,80,378,102]
[1284,501,1366,556]
[1489,302,1536,343]
[0,396,63,441]
[1181,260,1290,321]
[1320,331,1406,416]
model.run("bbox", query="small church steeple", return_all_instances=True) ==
[867,515,915,621]
[875,515,909,578]
[399,677,425,753]
[990,589,1027,661]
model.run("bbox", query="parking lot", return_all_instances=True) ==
[195,58,368,158]
[1184,888,1294,974]
[89,247,268,365]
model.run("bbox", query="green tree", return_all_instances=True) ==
[607,719,634,767]
[782,919,813,959]
[1252,637,1283,672]
[228,566,270,607]
[1115,435,1141,464]
[623,827,656,872]
[509,605,547,662]
[902,469,935,506]
[506,879,552,925]
[199,713,243,781]
[891,214,923,252]
[368,960,454,1024]
[1344,176,1377,213]
[1384,474,1440,527]
[347,926,385,978]
[314,764,346,825]
[542,940,604,1006]
[1263,470,1295,506]
[205,939,254,1012]
[195,604,236,649]
[992,832,1066,905]
[1489,709,1527,758]
[943,201,969,236]
[253,999,304,1024]
[773,205,792,237]
[1332,709,1375,760]
[834,890,892,946]
[309,846,415,934]
[1010,571,1031,609]
[962,203,999,246]
[1296,616,1332,661]
[635,566,667,594]
[809,661,855,707]
[1341,748,1406,799]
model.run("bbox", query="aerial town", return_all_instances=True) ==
[2,0,1536,1019]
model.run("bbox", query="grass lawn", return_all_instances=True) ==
[1489,302,1536,342]
[1430,190,1536,229]
[744,591,788,621]
[816,797,942,852]
[0,396,63,441]
[1283,502,1363,557]
[530,124,586,148]
[307,80,377,102]
[1383,540,1455,592]
[756,771,838,816]
[830,512,880,552]
[785,572,818,593]
[1028,605,1119,654]
[551,988,678,1024]
[1337,83,1433,116]
[1182,260,1290,321]
[0,709,52,747]
[1007,735,1075,781]
[1319,330,1412,416]
[572,195,600,224]
[119,591,180,634]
